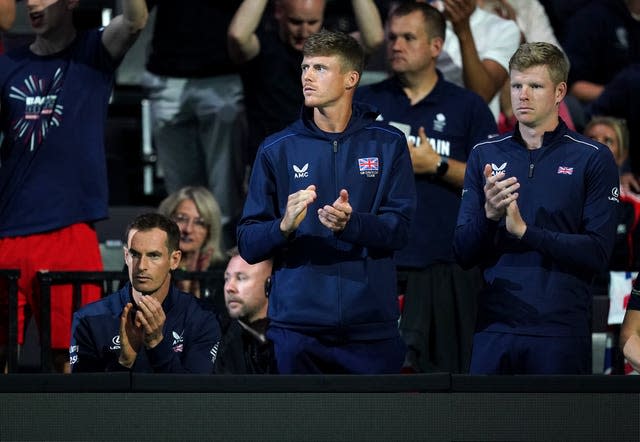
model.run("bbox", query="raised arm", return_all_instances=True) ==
[351,0,384,54]
[227,0,268,63]
[0,0,16,32]
[444,0,518,103]
[101,0,148,60]
[569,81,604,103]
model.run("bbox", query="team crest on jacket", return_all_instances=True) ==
[293,163,309,178]
[491,162,507,176]
[432,113,446,132]
[172,330,184,353]
[358,157,379,177]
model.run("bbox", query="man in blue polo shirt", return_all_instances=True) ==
[356,2,496,373]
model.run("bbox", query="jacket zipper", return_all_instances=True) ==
[332,139,342,326]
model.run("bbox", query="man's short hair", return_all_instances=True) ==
[303,29,365,76]
[124,213,180,253]
[509,42,569,85]
[390,1,446,41]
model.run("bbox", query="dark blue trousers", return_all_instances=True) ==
[470,331,592,374]
[267,326,407,374]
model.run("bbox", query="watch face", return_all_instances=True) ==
[437,157,449,176]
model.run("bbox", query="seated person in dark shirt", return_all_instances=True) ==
[213,248,275,374]
[70,213,221,373]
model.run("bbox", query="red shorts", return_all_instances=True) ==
[0,223,103,349]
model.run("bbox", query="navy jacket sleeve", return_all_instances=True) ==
[70,313,102,372]
[518,146,619,273]
[237,144,290,264]
[453,146,501,269]
[70,312,128,373]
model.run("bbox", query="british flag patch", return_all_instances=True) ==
[358,157,379,177]
[359,157,379,171]
[557,166,574,175]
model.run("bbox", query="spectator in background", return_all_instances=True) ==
[478,0,558,45]
[227,0,384,167]
[157,186,227,311]
[589,64,640,183]
[537,0,592,43]
[561,0,640,106]
[355,2,496,373]
[143,1,246,249]
[434,0,520,120]
[213,249,275,374]
[238,30,416,374]
[0,0,16,54]
[0,0,148,373]
[584,117,630,172]
[584,116,638,296]
[70,213,220,373]
[454,42,619,374]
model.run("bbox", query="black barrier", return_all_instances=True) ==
[0,374,638,441]
[0,269,20,373]
[36,271,128,372]
[132,373,452,393]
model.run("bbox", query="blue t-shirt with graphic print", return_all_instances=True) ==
[0,29,115,237]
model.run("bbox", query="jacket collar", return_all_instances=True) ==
[513,117,568,149]
[293,101,380,141]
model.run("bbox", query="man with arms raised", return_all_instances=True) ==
[0,0,148,372]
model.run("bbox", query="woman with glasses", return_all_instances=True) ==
[158,186,226,302]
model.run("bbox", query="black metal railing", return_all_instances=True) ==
[1,269,20,373]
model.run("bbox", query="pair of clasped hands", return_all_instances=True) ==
[118,294,166,368]
[280,185,351,236]
[483,164,527,239]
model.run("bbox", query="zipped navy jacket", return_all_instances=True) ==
[454,120,619,337]
[70,283,220,373]
[238,103,416,340]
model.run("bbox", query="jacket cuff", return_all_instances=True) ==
[146,336,174,372]
[520,224,543,248]
[337,212,360,242]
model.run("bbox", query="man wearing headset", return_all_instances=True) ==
[213,248,275,373]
